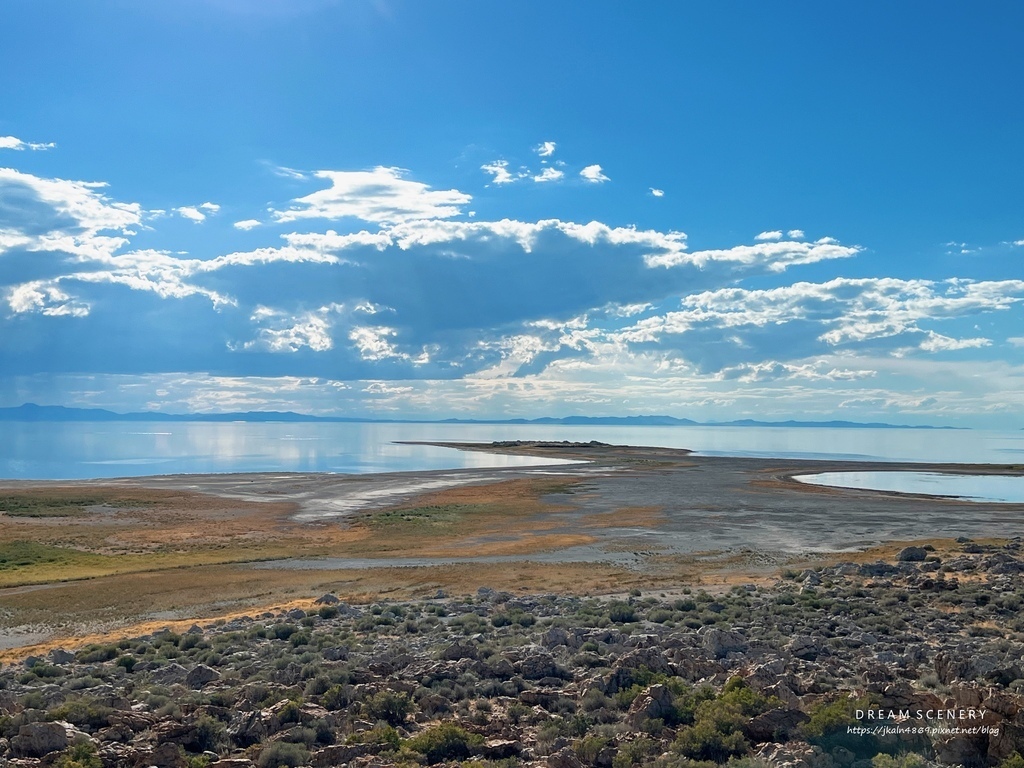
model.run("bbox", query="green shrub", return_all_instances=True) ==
[405,722,483,764]
[364,690,412,725]
[48,699,113,729]
[998,755,1024,768]
[872,754,928,768]
[193,714,227,751]
[613,737,659,768]
[54,743,102,768]
[801,694,880,757]
[257,742,309,768]
[346,724,401,750]
[575,735,611,765]
[608,602,637,623]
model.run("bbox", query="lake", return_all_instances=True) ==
[794,471,1024,503]
[1,421,1022,480]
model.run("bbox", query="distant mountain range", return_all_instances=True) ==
[0,403,960,429]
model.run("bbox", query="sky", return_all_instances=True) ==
[1,1,1022,427]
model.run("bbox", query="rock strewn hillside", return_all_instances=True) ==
[2,538,1024,768]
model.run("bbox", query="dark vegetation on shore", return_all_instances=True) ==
[3,539,1024,768]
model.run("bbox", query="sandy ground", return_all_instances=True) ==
[1,440,1022,658]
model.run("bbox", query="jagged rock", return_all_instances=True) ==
[933,734,988,767]
[744,707,809,742]
[314,593,340,604]
[541,627,570,648]
[756,740,834,768]
[548,745,585,768]
[11,722,68,758]
[787,636,826,661]
[149,662,188,685]
[440,639,478,661]
[625,684,675,729]
[764,682,801,708]
[311,744,376,767]
[228,710,267,747]
[617,646,673,675]
[286,608,306,619]
[897,546,928,562]
[185,664,221,689]
[859,562,900,577]
[145,741,188,768]
[703,628,749,658]
[479,739,521,759]
[48,649,76,665]
[519,648,560,680]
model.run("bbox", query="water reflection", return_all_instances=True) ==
[794,471,1024,503]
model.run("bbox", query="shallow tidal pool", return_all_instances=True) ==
[793,471,1024,503]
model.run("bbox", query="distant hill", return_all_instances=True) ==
[0,403,960,429]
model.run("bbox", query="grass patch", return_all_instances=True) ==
[0,541,105,571]
[0,493,153,518]
[366,504,481,529]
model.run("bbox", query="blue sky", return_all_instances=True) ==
[1,1,1022,427]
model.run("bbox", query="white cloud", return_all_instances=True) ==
[918,331,991,352]
[580,164,610,184]
[535,141,556,157]
[480,160,519,185]
[175,202,220,222]
[239,305,340,353]
[787,229,805,239]
[647,239,859,271]
[533,167,565,183]
[7,281,90,317]
[273,166,471,224]
[349,326,405,360]
[0,136,55,151]
[754,230,783,241]
[233,219,262,230]
[1013,240,1024,247]
[175,206,207,223]
[614,278,1024,361]
[715,360,877,383]
[1008,337,1024,346]
[650,188,665,197]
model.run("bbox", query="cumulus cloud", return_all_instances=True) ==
[580,164,610,183]
[349,326,405,361]
[612,277,1024,374]
[646,238,860,271]
[650,188,665,197]
[237,305,341,353]
[3,153,1020,427]
[755,230,783,241]
[535,141,556,157]
[715,360,877,383]
[175,206,207,223]
[480,160,520,185]
[533,167,565,183]
[272,166,471,224]
[0,136,55,151]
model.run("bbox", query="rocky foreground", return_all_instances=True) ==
[2,539,1024,768]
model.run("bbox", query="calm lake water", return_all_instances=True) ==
[794,471,1024,503]
[0,421,1022,480]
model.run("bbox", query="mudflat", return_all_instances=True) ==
[1,441,1021,656]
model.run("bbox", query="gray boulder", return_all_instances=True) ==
[11,721,68,758]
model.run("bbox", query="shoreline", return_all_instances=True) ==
[1,441,1022,657]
